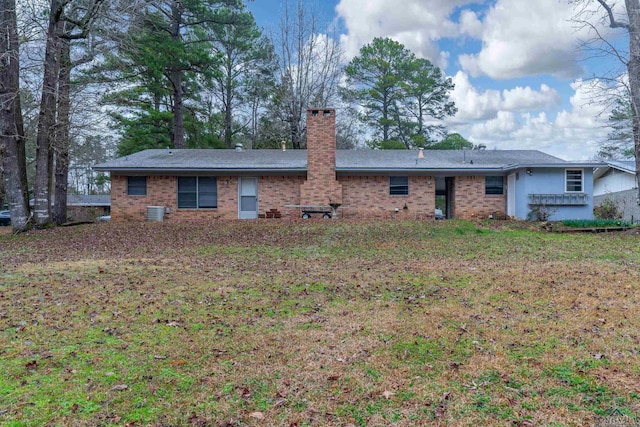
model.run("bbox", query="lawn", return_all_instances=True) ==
[0,220,639,426]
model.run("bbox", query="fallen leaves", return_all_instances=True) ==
[249,411,264,420]
[239,387,252,399]
[434,391,451,418]
[2,221,639,427]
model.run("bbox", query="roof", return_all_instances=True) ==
[94,148,603,174]
[594,160,636,180]
[606,160,635,174]
[28,194,111,207]
[67,194,111,207]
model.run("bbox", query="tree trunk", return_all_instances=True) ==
[0,163,5,209]
[34,0,62,228]
[172,70,185,149]
[627,0,640,199]
[171,1,185,149]
[290,112,301,149]
[0,0,30,231]
[224,66,233,148]
[53,30,71,225]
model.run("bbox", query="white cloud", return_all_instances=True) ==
[453,79,610,160]
[502,84,561,111]
[449,71,502,121]
[459,10,483,38]
[554,79,608,129]
[449,71,561,122]
[471,111,519,138]
[336,0,477,66]
[458,0,587,79]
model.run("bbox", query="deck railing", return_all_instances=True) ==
[528,193,588,206]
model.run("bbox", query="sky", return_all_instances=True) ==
[247,0,630,160]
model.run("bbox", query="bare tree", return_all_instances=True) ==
[271,0,343,149]
[1,0,30,231]
[574,0,640,199]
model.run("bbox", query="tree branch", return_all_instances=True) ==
[596,0,630,29]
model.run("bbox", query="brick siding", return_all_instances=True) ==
[258,176,305,218]
[111,174,307,221]
[453,176,506,219]
[299,109,343,206]
[111,173,507,222]
[67,206,109,222]
[340,175,436,219]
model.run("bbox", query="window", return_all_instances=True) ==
[566,169,583,192]
[178,177,217,208]
[127,176,147,196]
[389,176,409,195]
[485,176,504,195]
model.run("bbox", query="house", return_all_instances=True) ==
[67,194,111,221]
[94,109,601,222]
[28,194,111,222]
[593,160,640,222]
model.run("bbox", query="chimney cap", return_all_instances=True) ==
[307,108,335,116]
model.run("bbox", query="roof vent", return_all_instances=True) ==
[235,143,243,151]
[281,142,286,151]
[418,147,424,159]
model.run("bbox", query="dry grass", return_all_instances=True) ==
[0,220,639,426]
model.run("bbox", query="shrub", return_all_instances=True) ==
[528,204,556,221]
[562,219,632,228]
[593,198,623,220]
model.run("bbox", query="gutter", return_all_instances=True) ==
[94,163,605,174]
[92,166,307,175]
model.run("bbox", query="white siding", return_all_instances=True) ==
[594,169,637,196]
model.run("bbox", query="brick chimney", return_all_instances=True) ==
[299,108,343,206]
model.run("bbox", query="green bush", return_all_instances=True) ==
[562,219,632,228]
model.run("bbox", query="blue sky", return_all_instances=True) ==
[248,0,630,160]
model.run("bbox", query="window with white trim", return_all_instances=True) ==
[389,176,409,195]
[565,169,583,192]
[178,177,217,208]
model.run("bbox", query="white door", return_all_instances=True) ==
[239,177,258,219]
[507,173,516,218]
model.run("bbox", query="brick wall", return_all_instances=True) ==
[258,176,304,218]
[111,174,307,221]
[67,206,109,222]
[453,176,506,219]
[110,175,175,221]
[299,109,343,205]
[340,175,436,219]
[111,175,237,221]
[112,173,506,221]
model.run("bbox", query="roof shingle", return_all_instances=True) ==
[94,148,599,173]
